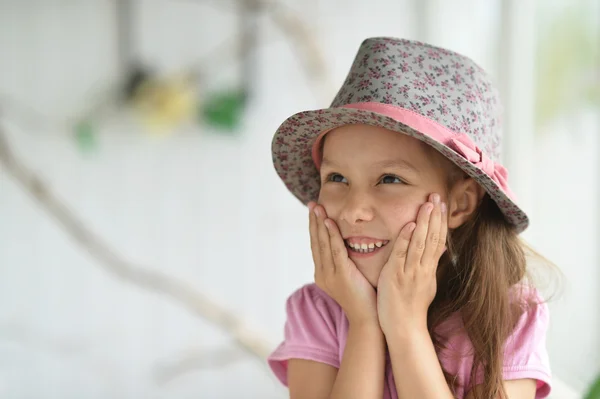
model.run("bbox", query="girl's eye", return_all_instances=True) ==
[327,173,347,183]
[380,174,404,184]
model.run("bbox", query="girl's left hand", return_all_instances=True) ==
[377,193,448,336]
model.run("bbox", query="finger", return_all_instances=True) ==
[390,222,416,273]
[315,205,336,274]
[405,201,434,271]
[324,218,349,270]
[308,205,322,272]
[421,194,442,267]
[435,201,448,259]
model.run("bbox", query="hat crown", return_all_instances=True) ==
[331,37,503,163]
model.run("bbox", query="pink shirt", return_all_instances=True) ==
[268,283,552,399]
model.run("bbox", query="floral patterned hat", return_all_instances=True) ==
[271,37,528,232]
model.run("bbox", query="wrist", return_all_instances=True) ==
[348,319,384,337]
[349,321,386,353]
[384,323,429,347]
[387,329,433,371]
[380,310,428,336]
[346,310,380,330]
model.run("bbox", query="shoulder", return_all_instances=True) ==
[441,284,550,352]
[487,285,552,397]
[438,284,552,398]
[268,283,344,386]
[504,285,551,370]
[282,283,345,338]
[284,283,342,316]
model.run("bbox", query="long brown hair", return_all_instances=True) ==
[428,171,560,398]
[318,132,559,397]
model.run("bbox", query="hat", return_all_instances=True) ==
[271,37,528,232]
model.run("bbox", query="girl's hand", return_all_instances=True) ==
[309,202,379,327]
[376,193,448,336]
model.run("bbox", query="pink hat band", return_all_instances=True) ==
[311,102,515,201]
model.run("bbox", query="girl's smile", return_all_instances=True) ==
[344,236,391,258]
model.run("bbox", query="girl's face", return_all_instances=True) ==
[318,124,452,287]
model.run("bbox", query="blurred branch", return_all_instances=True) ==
[267,1,333,101]
[187,0,333,101]
[238,0,259,100]
[0,126,273,362]
[115,0,136,76]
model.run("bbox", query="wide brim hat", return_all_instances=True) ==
[271,37,528,233]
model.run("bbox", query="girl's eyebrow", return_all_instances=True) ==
[320,158,342,169]
[373,159,420,174]
[320,158,420,174]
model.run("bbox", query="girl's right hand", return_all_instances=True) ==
[309,202,379,327]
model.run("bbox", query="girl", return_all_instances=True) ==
[267,37,553,399]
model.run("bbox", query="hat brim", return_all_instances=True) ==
[272,107,529,233]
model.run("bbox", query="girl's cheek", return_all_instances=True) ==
[318,192,348,222]
[321,201,339,220]
[317,188,328,207]
[389,201,420,223]
[318,186,339,205]
[316,192,334,213]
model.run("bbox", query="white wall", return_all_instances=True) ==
[0,0,596,397]
[529,111,600,390]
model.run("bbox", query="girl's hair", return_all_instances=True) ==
[428,162,561,399]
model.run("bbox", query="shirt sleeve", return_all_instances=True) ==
[267,284,341,386]
[468,290,553,399]
[501,297,552,398]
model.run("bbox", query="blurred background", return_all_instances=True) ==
[0,0,598,398]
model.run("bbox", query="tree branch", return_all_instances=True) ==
[0,127,273,363]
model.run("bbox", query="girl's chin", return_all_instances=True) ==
[351,251,387,287]
[356,266,384,288]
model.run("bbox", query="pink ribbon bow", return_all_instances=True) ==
[447,133,514,199]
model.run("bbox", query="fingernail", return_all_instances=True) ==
[314,207,321,217]
[324,219,331,230]
[308,202,316,211]
[432,193,440,204]
[441,202,447,213]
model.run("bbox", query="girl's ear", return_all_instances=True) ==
[447,177,485,229]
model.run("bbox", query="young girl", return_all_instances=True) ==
[267,37,553,399]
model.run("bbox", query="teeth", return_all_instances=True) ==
[346,240,386,252]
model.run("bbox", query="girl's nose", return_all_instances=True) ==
[339,191,375,225]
